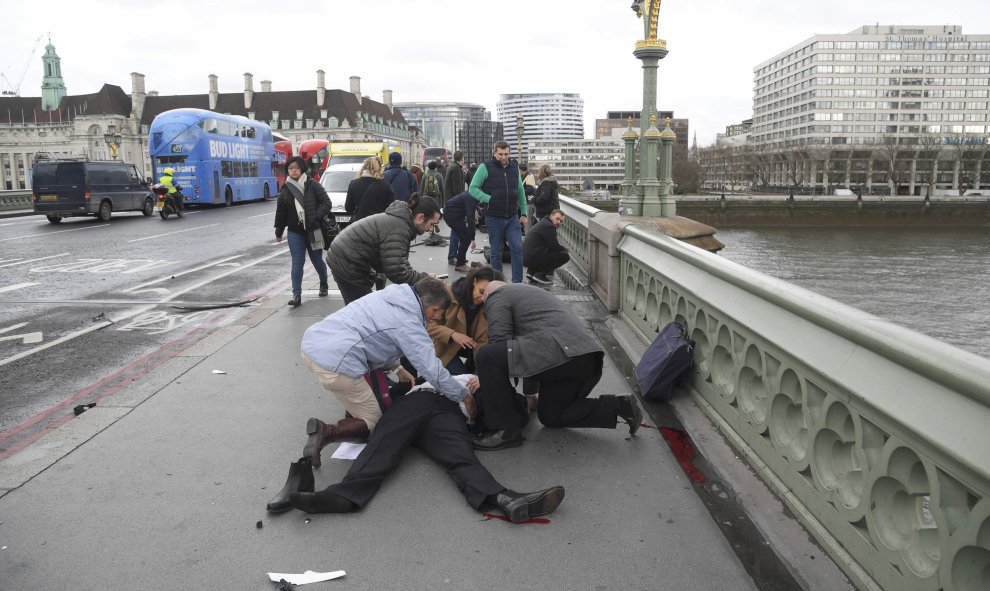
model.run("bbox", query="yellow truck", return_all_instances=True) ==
[327,141,401,167]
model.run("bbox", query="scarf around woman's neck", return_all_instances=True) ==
[287,173,308,229]
[287,173,308,195]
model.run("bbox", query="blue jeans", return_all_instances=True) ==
[447,229,459,261]
[486,215,523,283]
[287,231,328,296]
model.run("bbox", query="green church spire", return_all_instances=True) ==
[41,38,67,111]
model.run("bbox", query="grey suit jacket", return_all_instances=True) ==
[484,283,604,378]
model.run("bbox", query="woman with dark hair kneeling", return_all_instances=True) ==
[429,266,504,375]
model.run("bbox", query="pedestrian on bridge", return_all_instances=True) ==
[471,281,642,450]
[287,379,565,524]
[344,156,394,223]
[296,277,468,468]
[468,141,528,283]
[275,156,333,307]
[325,194,441,304]
[523,209,569,285]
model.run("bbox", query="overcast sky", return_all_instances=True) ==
[2,0,988,146]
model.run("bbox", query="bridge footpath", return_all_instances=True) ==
[0,222,850,589]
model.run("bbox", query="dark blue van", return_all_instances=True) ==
[33,159,154,223]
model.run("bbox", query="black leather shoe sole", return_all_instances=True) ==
[266,498,294,513]
[505,486,565,523]
[472,431,523,451]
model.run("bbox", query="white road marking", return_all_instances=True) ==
[121,254,243,293]
[248,212,273,219]
[0,323,43,345]
[126,223,221,243]
[0,224,109,242]
[127,287,171,295]
[0,246,289,368]
[0,253,70,269]
[0,218,48,227]
[0,331,43,345]
[0,283,39,294]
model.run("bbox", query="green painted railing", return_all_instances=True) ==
[0,190,33,211]
[558,195,990,591]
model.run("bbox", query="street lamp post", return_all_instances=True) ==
[103,123,122,160]
[515,115,525,165]
[630,0,670,217]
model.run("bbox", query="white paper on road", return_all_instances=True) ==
[211,370,226,374]
[331,442,365,460]
[267,570,346,585]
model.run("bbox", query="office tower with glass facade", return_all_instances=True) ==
[392,101,503,167]
[497,93,584,162]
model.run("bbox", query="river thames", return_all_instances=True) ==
[714,227,990,359]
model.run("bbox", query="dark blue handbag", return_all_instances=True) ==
[635,322,695,402]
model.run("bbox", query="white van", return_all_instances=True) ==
[963,189,986,197]
[833,188,855,196]
[319,163,362,226]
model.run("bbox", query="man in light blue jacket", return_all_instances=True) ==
[299,277,469,466]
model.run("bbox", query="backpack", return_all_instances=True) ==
[635,322,695,402]
[423,172,441,198]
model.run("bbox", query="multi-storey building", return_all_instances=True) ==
[0,43,423,187]
[527,138,624,192]
[595,110,690,151]
[496,93,584,162]
[751,25,990,195]
[392,101,503,166]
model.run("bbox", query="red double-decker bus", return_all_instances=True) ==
[299,139,330,182]
[273,132,292,191]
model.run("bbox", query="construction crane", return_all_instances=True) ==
[1,34,46,97]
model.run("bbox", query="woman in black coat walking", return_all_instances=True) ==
[274,156,333,307]
[345,156,395,222]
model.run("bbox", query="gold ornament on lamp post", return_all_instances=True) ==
[103,123,122,160]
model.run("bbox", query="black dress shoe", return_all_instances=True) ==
[495,486,565,523]
[473,429,523,451]
[266,457,315,513]
[289,489,357,514]
[616,395,643,435]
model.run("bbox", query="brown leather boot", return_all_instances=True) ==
[334,417,370,443]
[302,417,370,468]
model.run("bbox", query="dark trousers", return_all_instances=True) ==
[474,341,530,431]
[526,251,570,275]
[475,344,613,431]
[325,391,505,510]
[335,275,374,305]
[443,213,474,266]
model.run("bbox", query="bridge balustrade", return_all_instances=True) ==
[558,195,990,591]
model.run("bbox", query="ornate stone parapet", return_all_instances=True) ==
[615,225,990,591]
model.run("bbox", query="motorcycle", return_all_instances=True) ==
[152,184,183,220]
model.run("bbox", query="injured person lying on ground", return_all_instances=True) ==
[266,375,565,524]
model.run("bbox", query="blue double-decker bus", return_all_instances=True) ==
[148,108,276,206]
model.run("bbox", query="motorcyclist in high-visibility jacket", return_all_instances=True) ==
[159,167,183,216]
